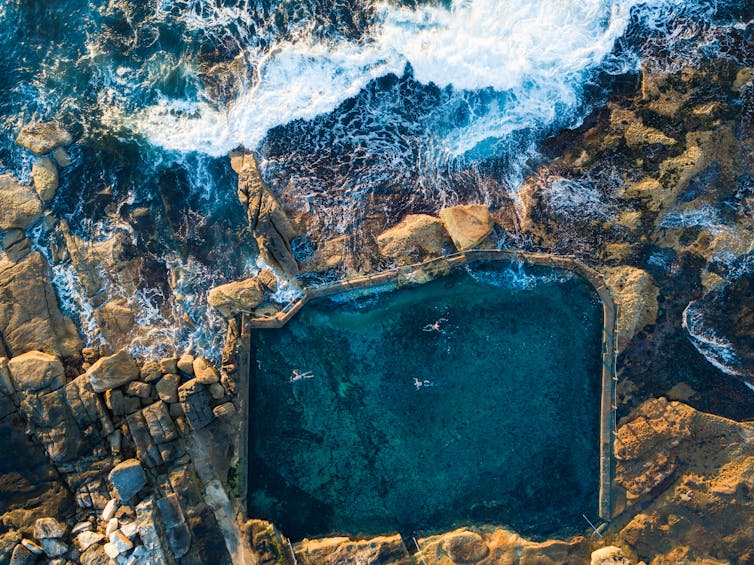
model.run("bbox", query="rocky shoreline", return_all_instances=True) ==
[1,52,754,565]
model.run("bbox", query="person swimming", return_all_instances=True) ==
[290,369,315,382]
[422,317,448,333]
[413,377,434,389]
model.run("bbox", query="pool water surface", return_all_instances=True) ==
[248,263,603,540]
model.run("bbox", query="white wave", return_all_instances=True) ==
[682,300,744,377]
[131,0,696,158]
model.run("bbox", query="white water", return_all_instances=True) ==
[132,0,696,159]
[682,300,745,377]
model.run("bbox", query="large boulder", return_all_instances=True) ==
[0,251,81,357]
[0,174,44,231]
[7,351,65,394]
[601,266,659,351]
[107,459,147,503]
[232,150,299,276]
[438,205,494,251]
[15,122,72,155]
[591,546,632,565]
[86,350,139,393]
[30,157,59,202]
[441,530,490,562]
[376,214,452,265]
[207,278,265,318]
[17,372,114,464]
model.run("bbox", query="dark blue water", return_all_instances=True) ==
[249,263,603,539]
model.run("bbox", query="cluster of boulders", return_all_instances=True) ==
[0,344,240,564]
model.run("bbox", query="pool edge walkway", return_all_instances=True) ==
[242,249,619,524]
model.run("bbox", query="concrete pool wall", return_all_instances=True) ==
[236,248,619,530]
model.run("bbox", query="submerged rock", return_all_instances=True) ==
[376,214,452,265]
[15,122,72,155]
[31,157,59,202]
[0,174,44,231]
[86,350,139,393]
[208,278,265,318]
[438,205,494,251]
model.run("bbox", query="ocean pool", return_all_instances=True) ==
[248,262,603,540]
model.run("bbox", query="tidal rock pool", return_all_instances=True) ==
[248,262,603,540]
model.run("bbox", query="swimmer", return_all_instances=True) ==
[290,369,314,382]
[422,317,447,333]
[413,377,434,389]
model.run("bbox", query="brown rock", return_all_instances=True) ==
[105,389,125,416]
[177,354,194,375]
[125,381,151,399]
[51,148,71,168]
[159,357,178,374]
[94,298,135,348]
[209,382,225,400]
[0,251,81,357]
[207,278,265,318]
[376,214,451,265]
[31,157,59,202]
[297,533,410,565]
[624,122,676,149]
[80,542,110,565]
[15,122,72,155]
[139,360,161,383]
[615,398,754,562]
[142,401,177,444]
[86,350,139,393]
[441,530,489,562]
[7,351,65,393]
[178,379,213,431]
[33,517,65,539]
[601,266,660,351]
[438,205,494,251]
[3,230,31,262]
[0,174,44,231]
[591,546,632,565]
[212,402,235,418]
[234,150,299,276]
[256,268,278,292]
[155,373,180,403]
[301,236,347,273]
[192,357,219,385]
[17,373,113,464]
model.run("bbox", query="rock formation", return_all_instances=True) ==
[0,251,81,358]
[376,214,452,265]
[231,149,299,277]
[0,174,43,231]
[207,277,265,318]
[438,205,494,251]
[614,397,754,563]
[15,121,72,155]
[31,157,59,202]
[601,266,660,352]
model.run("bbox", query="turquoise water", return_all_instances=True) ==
[248,263,603,540]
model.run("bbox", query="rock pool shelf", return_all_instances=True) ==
[241,248,619,531]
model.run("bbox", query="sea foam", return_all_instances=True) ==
[132,0,697,159]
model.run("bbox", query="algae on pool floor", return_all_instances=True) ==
[248,263,603,540]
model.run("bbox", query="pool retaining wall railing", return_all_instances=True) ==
[240,249,619,523]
